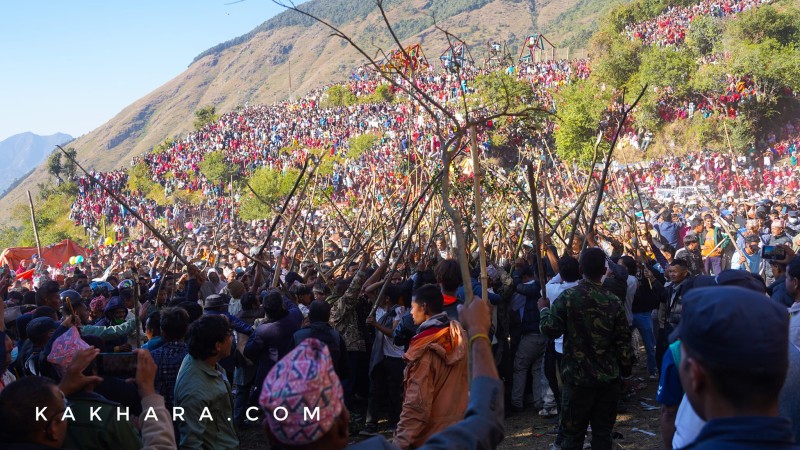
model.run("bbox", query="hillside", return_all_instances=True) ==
[0,0,622,224]
[0,132,72,193]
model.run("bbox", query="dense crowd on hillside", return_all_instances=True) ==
[625,0,772,47]
[5,0,800,449]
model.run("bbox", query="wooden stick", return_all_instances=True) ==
[369,181,437,318]
[584,85,648,250]
[272,161,319,288]
[469,126,489,302]
[27,191,42,259]
[527,162,547,300]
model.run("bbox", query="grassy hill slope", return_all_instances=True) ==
[0,0,621,225]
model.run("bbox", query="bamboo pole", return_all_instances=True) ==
[527,162,547,300]
[441,135,474,306]
[272,162,319,288]
[254,157,311,262]
[470,126,488,302]
[27,191,42,259]
[583,86,648,250]
[369,184,437,318]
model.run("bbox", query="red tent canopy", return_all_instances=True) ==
[0,239,88,271]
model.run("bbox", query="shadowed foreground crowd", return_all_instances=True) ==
[2,200,800,450]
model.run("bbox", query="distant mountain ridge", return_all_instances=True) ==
[0,132,72,194]
[0,0,622,223]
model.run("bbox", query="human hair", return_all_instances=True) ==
[671,258,689,270]
[579,248,607,280]
[517,264,534,279]
[786,256,800,280]
[292,284,312,297]
[558,256,580,282]
[0,376,59,442]
[186,314,230,360]
[690,218,703,228]
[263,291,288,322]
[146,311,161,333]
[683,344,787,410]
[22,291,37,306]
[35,280,60,306]
[308,300,331,323]
[619,256,637,276]
[661,244,676,256]
[177,301,203,323]
[434,259,461,292]
[313,282,330,296]
[160,307,190,341]
[413,284,444,314]
[241,292,260,311]
[285,271,303,287]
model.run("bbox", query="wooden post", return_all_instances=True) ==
[470,126,488,302]
[27,191,42,258]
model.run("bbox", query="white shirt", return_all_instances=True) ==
[673,395,704,448]
[625,275,639,326]
[228,297,242,317]
[377,306,405,358]
[545,274,580,354]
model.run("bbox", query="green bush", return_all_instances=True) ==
[323,85,357,107]
[199,150,235,184]
[239,167,301,221]
[194,106,218,131]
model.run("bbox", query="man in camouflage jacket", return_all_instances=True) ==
[539,248,634,450]
[328,251,369,405]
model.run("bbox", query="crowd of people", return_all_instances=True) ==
[3,177,800,449]
[3,0,800,448]
[624,0,771,48]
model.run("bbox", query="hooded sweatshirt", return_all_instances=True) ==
[95,296,129,351]
[393,312,468,449]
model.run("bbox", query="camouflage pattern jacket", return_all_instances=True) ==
[540,279,634,386]
[328,269,368,353]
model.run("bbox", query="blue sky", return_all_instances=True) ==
[0,0,285,142]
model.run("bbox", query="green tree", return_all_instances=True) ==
[61,147,78,180]
[590,31,642,89]
[629,46,696,129]
[472,72,535,115]
[152,138,175,154]
[199,150,235,184]
[46,152,62,181]
[323,85,357,107]
[372,84,394,103]
[194,105,218,130]
[686,15,721,56]
[348,133,379,159]
[553,80,610,165]
[4,181,86,249]
[127,161,154,192]
[239,167,300,220]
[725,5,800,46]
[636,47,695,97]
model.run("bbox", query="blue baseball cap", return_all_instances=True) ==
[670,286,788,370]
